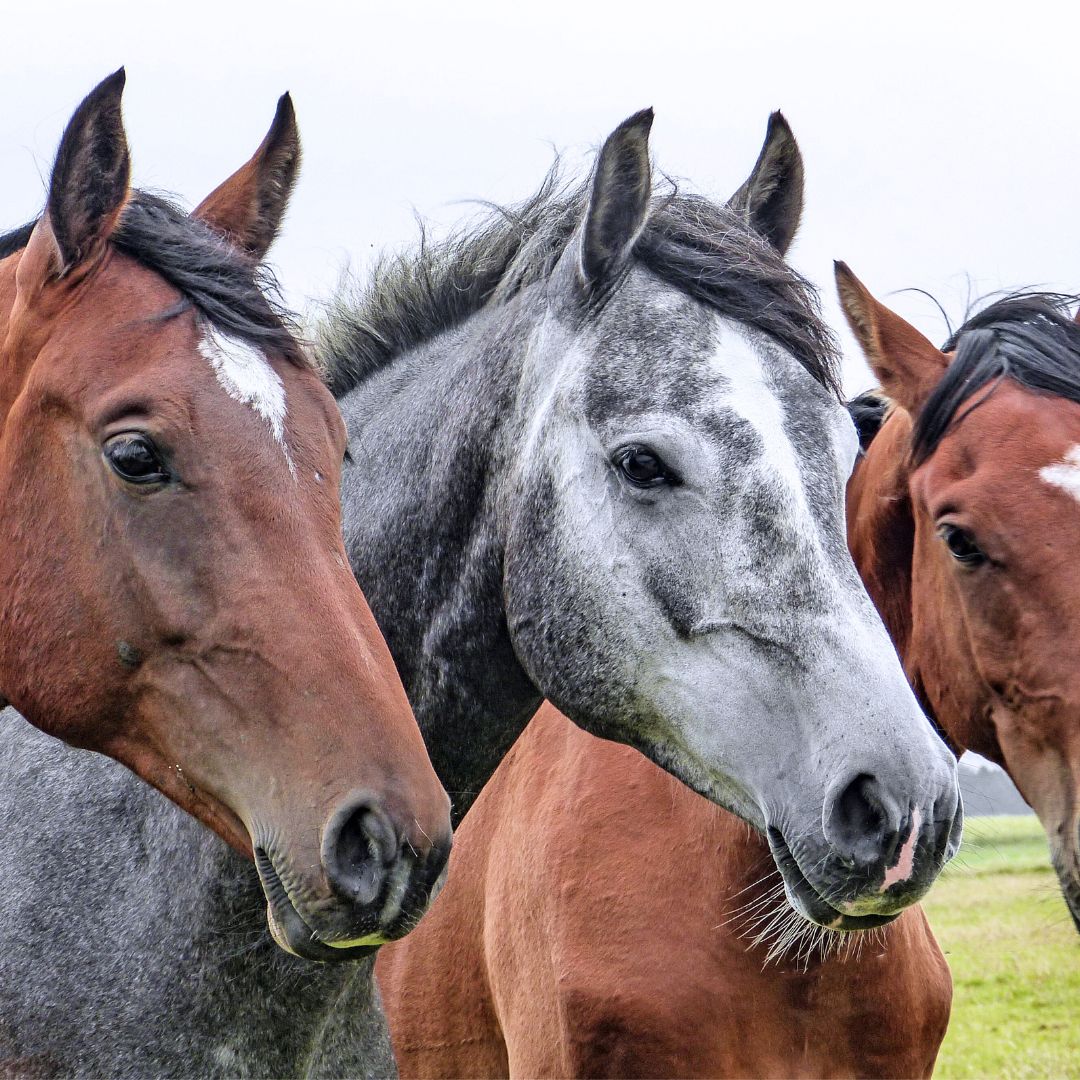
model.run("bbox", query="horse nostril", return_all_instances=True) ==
[323,799,398,907]
[824,772,902,869]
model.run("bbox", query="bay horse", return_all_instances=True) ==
[0,74,449,1077]
[371,117,953,1080]
[839,264,1080,931]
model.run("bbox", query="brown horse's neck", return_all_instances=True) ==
[0,245,62,424]
[847,406,997,763]
[847,409,917,659]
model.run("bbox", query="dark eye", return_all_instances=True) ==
[939,524,986,567]
[616,444,675,488]
[104,434,169,486]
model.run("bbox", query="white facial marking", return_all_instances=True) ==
[1040,444,1080,503]
[712,326,815,539]
[199,326,293,471]
[881,807,922,891]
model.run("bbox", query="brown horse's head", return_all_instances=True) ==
[839,262,1080,930]
[0,72,451,960]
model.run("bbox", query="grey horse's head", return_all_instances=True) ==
[499,111,961,929]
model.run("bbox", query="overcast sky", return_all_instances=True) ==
[2,1,1078,392]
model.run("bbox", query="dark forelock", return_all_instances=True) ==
[0,192,304,365]
[911,293,1080,463]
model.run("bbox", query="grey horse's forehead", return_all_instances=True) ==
[579,274,839,438]
[580,280,721,422]
[573,280,855,574]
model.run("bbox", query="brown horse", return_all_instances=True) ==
[839,263,1080,930]
[0,71,451,961]
[378,703,950,1079]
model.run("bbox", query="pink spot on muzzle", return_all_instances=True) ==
[881,807,922,891]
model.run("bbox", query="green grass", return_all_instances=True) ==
[923,815,1080,1078]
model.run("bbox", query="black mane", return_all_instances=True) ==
[847,389,891,453]
[0,192,304,365]
[912,293,1080,463]
[317,168,840,397]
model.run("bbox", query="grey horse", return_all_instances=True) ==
[0,110,960,1076]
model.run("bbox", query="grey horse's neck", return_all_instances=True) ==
[338,299,543,822]
[0,715,394,1078]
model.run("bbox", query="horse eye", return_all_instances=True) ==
[104,434,169,486]
[616,444,674,488]
[939,524,986,567]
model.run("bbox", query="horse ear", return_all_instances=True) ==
[727,112,803,254]
[579,108,654,288]
[835,261,949,415]
[193,93,300,260]
[36,69,130,278]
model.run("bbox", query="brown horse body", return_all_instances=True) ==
[376,408,968,1074]
[0,73,450,962]
[378,703,950,1078]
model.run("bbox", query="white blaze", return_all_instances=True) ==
[713,326,815,541]
[1040,444,1080,503]
[199,326,292,468]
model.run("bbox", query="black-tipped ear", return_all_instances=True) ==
[193,93,301,260]
[727,111,803,254]
[579,108,654,288]
[47,69,131,275]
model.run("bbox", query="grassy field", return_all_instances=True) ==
[923,815,1080,1078]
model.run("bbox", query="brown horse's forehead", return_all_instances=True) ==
[25,253,341,462]
[914,386,1080,509]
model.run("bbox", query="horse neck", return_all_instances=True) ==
[847,408,918,657]
[848,407,991,760]
[336,300,544,822]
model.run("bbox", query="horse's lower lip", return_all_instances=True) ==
[255,848,382,963]
[767,830,898,931]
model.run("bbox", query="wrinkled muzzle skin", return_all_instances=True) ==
[502,288,961,932]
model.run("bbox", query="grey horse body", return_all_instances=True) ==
[0,716,392,1079]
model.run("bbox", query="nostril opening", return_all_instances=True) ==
[840,775,884,836]
[325,801,398,907]
[826,773,899,867]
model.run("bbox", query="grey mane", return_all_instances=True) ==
[316,167,841,396]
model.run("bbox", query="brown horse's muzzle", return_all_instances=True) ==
[254,792,452,962]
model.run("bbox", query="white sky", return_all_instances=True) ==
[2,0,1078,393]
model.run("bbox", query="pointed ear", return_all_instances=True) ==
[835,261,949,415]
[579,108,653,288]
[41,68,130,278]
[727,111,803,254]
[192,93,300,260]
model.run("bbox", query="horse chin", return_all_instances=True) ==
[263,899,382,963]
[255,848,384,963]
[768,829,899,932]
